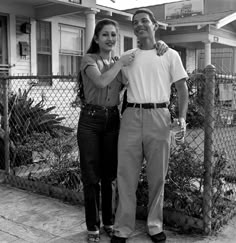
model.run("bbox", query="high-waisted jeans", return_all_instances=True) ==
[77,104,120,231]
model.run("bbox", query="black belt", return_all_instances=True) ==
[126,102,168,109]
[83,103,118,111]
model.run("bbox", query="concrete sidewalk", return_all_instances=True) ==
[0,184,236,243]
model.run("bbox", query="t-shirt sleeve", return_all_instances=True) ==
[80,54,97,72]
[169,49,188,83]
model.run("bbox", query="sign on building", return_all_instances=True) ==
[57,0,82,5]
[165,0,204,20]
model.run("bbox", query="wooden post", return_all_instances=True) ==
[203,64,216,235]
[3,76,10,174]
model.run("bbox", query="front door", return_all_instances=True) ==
[0,15,8,74]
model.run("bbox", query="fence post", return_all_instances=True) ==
[203,64,216,235]
[3,76,10,174]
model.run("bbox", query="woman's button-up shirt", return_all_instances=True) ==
[80,54,123,107]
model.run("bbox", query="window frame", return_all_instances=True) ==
[59,24,84,75]
[123,36,133,52]
[36,20,52,85]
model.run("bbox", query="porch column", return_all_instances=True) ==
[204,41,212,67]
[30,19,37,75]
[85,10,98,51]
[233,48,236,73]
[9,14,17,74]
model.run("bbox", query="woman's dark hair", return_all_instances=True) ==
[132,8,157,24]
[86,18,119,54]
[72,19,119,107]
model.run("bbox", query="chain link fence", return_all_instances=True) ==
[0,74,83,202]
[0,66,236,234]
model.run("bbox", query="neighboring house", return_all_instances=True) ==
[125,0,236,112]
[126,0,236,74]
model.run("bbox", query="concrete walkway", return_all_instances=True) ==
[0,184,236,243]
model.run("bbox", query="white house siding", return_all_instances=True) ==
[0,1,34,75]
[10,77,80,130]
[186,49,197,73]
[39,79,80,130]
[15,15,31,75]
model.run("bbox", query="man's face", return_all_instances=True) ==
[132,12,157,40]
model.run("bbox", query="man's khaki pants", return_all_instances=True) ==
[114,107,171,237]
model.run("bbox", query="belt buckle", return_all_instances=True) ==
[133,103,136,108]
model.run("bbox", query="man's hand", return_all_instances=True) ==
[178,117,186,129]
[171,118,187,145]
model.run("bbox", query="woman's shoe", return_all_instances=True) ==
[87,231,100,242]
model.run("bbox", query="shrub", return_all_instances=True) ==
[0,86,74,168]
[136,144,234,223]
[169,71,205,128]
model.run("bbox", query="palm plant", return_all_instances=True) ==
[4,87,73,144]
[0,85,74,167]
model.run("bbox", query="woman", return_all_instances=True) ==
[77,18,168,243]
[77,18,134,243]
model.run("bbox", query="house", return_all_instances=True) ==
[0,0,235,120]
[126,0,236,74]
[1,0,236,76]
[0,0,136,77]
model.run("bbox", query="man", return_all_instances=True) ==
[111,8,189,243]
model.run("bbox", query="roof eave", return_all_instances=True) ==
[157,21,168,30]
[96,5,133,21]
[215,12,236,29]
[168,21,215,28]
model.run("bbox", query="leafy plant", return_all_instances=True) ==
[40,165,82,192]
[165,143,204,218]
[0,86,73,144]
[136,145,235,225]
[26,133,82,192]
[169,71,205,128]
[0,86,74,168]
[136,143,204,218]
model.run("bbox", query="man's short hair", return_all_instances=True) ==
[132,8,157,24]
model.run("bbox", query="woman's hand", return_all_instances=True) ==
[119,51,136,67]
[155,40,169,56]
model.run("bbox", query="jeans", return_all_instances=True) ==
[77,104,120,231]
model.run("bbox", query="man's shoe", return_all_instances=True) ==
[110,235,127,243]
[103,225,114,237]
[149,231,166,242]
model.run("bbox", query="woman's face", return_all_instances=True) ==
[95,24,118,53]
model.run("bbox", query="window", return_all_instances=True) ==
[37,21,52,84]
[59,24,84,75]
[124,36,133,52]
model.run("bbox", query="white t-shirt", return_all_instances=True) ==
[122,48,188,103]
